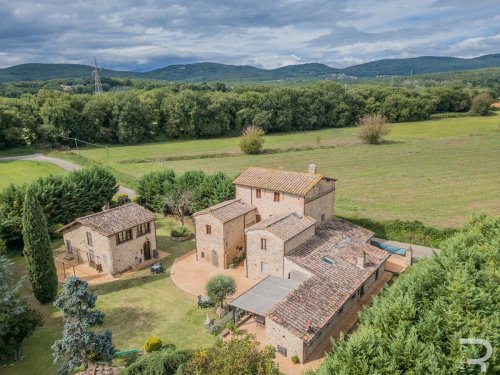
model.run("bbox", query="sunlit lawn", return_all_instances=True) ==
[0,161,67,190]
[55,113,500,228]
[1,217,215,375]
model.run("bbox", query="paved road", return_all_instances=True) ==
[372,237,440,258]
[0,153,136,198]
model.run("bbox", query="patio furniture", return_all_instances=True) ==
[198,295,213,308]
[150,262,164,274]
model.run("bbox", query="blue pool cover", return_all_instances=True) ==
[371,241,406,256]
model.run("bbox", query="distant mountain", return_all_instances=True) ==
[0,54,498,83]
[342,54,500,77]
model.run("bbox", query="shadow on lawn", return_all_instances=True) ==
[91,271,169,296]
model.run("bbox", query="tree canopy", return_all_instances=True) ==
[314,213,500,375]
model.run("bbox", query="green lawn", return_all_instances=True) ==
[56,113,500,228]
[1,217,215,375]
[0,161,67,190]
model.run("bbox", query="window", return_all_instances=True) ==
[261,238,267,250]
[261,262,268,273]
[256,214,261,223]
[206,225,211,235]
[321,214,325,222]
[137,222,151,236]
[322,256,335,265]
[201,251,205,258]
[116,229,133,244]
[66,240,73,254]
[86,231,93,246]
[273,192,280,202]
[256,189,261,198]
[277,345,287,357]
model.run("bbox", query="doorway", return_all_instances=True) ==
[144,240,151,261]
[211,250,218,267]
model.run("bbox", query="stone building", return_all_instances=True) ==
[193,199,256,268]
[59,204,157,275]
[194,165,391,363]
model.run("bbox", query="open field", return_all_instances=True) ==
[55,113,500,228]
[1,217,215,375]
[0,160,67,190]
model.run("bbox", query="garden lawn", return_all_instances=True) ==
[0,161,67,190]
[57,114,500,228]
[1,217,214,375]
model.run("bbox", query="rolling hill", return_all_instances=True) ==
[0,53,498,83]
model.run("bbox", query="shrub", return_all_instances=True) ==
[470,93,494,116]
[291,355,300,364]
[115,193,130,205]
[357,114,391,144]
[206,275,236,308]
[49,223,64,239]
[171,226,190,238]
[122,346,192,375]
[0,239,6,255]
[144,336,163,353]
[239,125,265,154]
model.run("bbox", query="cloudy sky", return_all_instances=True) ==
[1,0,499,71]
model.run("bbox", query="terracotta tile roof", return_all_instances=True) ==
[233,167,331,196]
[193,198,256,223]
[60,204,156,236]
[267,218,389,344]
[245,212,316,242]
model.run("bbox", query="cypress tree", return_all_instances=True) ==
[22,186,58,303]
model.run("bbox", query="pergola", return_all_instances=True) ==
[229,276,301,321]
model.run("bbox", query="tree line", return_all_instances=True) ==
[312,213,499,375]
[0,81,489,149]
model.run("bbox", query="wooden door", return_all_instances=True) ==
[144,240,151,261]
[211,250,218,267]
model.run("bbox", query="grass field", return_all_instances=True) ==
[1,217,215,375]
[56,113,500,228]
[0,161,67,190]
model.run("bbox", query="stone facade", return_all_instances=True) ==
[265,319,305,361]
[195,210,256,269]
[62,220,157,275]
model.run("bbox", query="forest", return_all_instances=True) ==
[0,78,493,149]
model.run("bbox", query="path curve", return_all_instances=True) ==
[0,153,136,198]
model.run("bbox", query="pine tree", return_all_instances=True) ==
[22,186,58,303]
[52,276,114,375]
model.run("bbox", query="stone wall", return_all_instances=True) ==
[304,179,335,224]
[62,220,157,274]
[265,319,305,362]
[284,225,316,254]
[235,185,304,220]
[108,220,158,274]
[223,210,256,268]
[283,258,311,281]
[194,214,224,268]
[246,230,285,279]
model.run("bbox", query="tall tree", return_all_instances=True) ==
[22,186,58,303]
[0,255,43,360]
[52,276,114,375]
[205,275,236,308]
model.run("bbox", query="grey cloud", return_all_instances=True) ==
[0,0,499,70]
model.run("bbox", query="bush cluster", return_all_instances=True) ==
[239,125,265,154]
[144,336,163,353]
[170,226,190,238]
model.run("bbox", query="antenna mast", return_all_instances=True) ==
[92,57,103,94]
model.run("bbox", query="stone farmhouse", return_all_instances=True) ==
[194,165,391,363]
[59,203,158,275]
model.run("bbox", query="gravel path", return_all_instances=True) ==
[0,153,136,198]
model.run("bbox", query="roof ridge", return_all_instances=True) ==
[243,166,324,178]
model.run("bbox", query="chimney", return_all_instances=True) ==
[356,249,366,269]
[308,164,317,174]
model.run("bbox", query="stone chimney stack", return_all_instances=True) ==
[356,248,366,269]
[308,164,317,174]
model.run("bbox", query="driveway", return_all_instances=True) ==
[0,153,136,198]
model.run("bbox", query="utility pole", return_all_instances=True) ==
[92,57,103,94]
